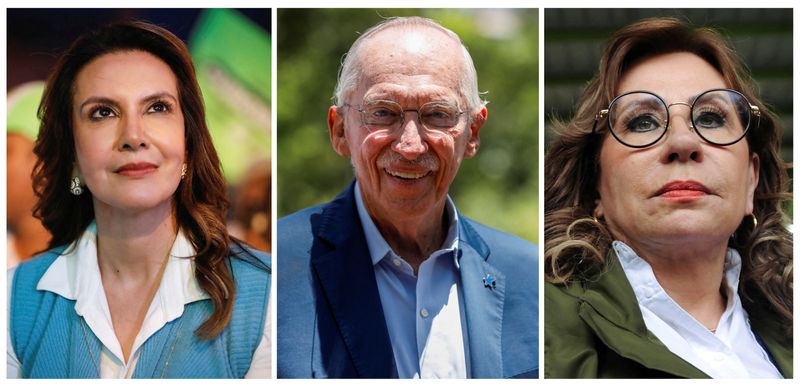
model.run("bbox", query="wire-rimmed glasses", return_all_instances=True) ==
[592,88,760,148]
[344,99,465,132]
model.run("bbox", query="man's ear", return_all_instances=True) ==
[328,105,350,157]
[464,105,487,158]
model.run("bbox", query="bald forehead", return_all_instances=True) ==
[356,25,467,79]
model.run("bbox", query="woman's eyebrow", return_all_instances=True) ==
[141,91,178,105]
[77,92,178,114]
[77,96,118,113]
[616,97,662,112]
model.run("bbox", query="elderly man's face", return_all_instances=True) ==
[329,27,486,225]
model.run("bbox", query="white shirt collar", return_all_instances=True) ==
[613,240,741,309]
[354,182,460,267]
[36,222,209,364]
[614,240,781,378]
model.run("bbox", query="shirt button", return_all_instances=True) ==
[393,259,402,266]
[420,308,429,318]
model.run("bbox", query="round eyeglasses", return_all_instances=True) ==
[344,99,465,132]
[591,88,760,148]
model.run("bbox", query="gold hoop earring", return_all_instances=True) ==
[751,213,758,228]
[181,163,187,180]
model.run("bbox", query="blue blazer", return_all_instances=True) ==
[277,182,538,378]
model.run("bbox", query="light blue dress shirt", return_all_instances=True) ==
[354,183,469,378]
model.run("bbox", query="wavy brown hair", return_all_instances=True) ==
[545,17,792,333]
[32,21,259,339]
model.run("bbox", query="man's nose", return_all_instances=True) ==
[393,112,427,159]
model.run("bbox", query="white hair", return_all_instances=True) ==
[333,16,485,111]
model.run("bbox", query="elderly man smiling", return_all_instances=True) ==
[277,16,538,379]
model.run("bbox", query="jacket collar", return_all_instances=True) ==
[311,181,396,377]
[580,248,793,378]
[456,219,505,378]
[576,250,709,378]
[311,181,505,378]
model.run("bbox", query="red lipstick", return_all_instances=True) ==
[655,180,710,200]
[115,162,157,177]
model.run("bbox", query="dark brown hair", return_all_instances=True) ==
[545,18,792,333]
[32,21,257,339]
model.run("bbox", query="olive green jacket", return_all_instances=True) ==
[545,252,792,378]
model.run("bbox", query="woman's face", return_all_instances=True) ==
[72,50,185,214]
[595,52,759,253]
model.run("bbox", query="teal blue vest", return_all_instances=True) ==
[10,245,271,378]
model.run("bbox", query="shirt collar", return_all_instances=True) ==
[613,240,743,299]
[37,221,208,305]
[354,181,460,266]
[611,242,782,378]
[35,222,209,364]
[36,222,210,363]
[614,239,743,338]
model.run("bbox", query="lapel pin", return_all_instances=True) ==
[483,274,496,289]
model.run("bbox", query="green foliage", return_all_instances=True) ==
[278,9,539,243]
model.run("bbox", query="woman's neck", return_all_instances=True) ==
[93,201,178,283]
[630,240,729,330]
[92,201,178,362]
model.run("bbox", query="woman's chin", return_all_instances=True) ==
[92,193,175,215]
[611,218,736,251]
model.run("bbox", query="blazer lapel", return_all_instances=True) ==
[579,254,709,378]
[458,219,505,378]
[310,182,395,378]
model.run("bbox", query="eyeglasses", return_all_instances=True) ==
[344,99,465,132]
[592,88,760,148]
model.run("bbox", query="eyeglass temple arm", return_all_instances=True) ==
[751,105,760,129]
[592,109,609,134]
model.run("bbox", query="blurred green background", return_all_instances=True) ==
[277,9,539,243]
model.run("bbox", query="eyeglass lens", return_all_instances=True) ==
[607,89,751,147]
[361,100,461,131]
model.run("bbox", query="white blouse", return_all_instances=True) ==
[7,225,271,378]
[614,241,781,378]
